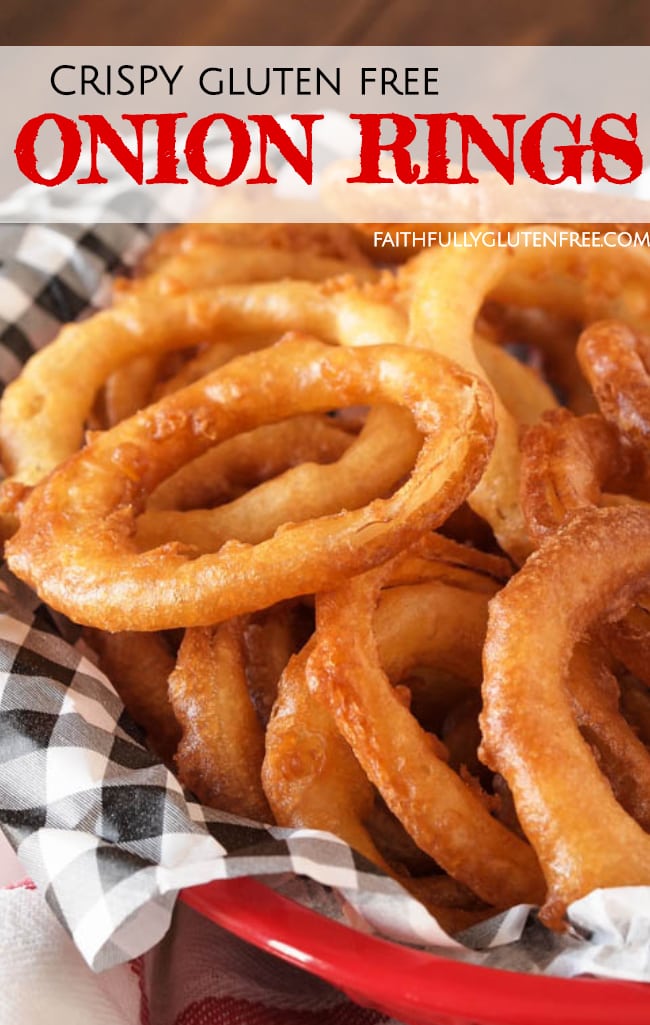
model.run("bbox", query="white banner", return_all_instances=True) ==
[1,46,649,222]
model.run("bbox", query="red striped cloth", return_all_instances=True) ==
[0,882,399,1025]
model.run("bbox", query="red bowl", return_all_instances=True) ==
[181,878,650,1025]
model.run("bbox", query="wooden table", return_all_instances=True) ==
[2,0,649,45]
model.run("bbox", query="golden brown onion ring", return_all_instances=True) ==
[519,409,647,545]
[136,406,420,553]
[7,336,494,631]
[568,644,650,833]
[146,414,353,513]
[481,505,650,927]
[403,246,528,558]
[402,241,650,558]
[85,629,179,763]
[169,620,271,821]
[264,637,493,933]
[263,639,386,866]
[577,320,650,445]
[105,223,375,427]
[519,407,650,742]
[0,278,405,491]
[306,557,544,909]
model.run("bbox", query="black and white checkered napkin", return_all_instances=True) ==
[0,220,648,983]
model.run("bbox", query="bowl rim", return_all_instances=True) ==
[181,877,650,1025]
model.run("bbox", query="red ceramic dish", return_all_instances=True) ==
[181,878,650,1025]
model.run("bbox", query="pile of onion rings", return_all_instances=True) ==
[3,221,650,934]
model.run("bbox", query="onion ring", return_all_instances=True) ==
[169,620,271,821]
[136,406,420,553]
[306,553,544,909]
[263,577,502,930]
[401,240,650,558]
[519,409,647,544]
[263,638,386,866]
[85,629,179,762]
[480,504,650,926]
[146,414,354,513]
[6,335,494,630]
[403,246,529,559]
[104,223,374,428]
[0,278,405,491]
[577,319,650,445]
[264,643,492,934]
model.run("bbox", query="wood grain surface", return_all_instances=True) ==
[1,0,649,45]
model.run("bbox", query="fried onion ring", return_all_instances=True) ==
[567,644,650,833]
[146,414,354,513]
[169,620,271,821]
[403,246,529,559]
[136,406,420,553]
[7,336,494,630]
[519,409,648,544]
[481,505,650,926]
[401,241,650,558]
[263,638,386,866]
[85,629,179,762]
[306,552,544,909]
[0,278,405,492]
[577,319,650,445]
[264,644,491,935]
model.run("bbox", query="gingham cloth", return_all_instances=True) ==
[0,515,465,973]
[1,219,650,1011]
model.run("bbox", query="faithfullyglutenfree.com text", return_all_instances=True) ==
[373,228,650,249]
